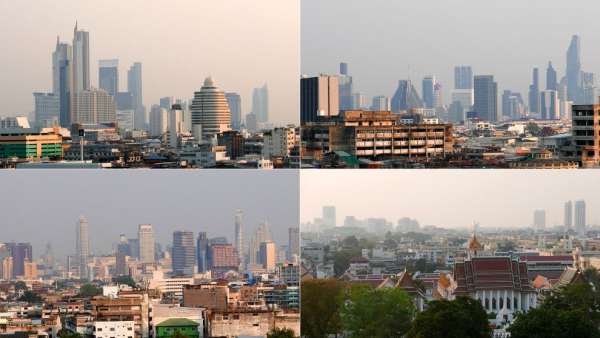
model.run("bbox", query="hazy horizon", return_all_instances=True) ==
[301,170,600,230]
[0,0,299,125]
[302,0,600,105]
[0,171,299,260]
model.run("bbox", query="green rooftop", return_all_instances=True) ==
[156,318,199,327]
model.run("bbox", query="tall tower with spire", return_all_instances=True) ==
[72,21,90,93]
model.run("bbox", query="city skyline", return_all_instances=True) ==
[302,0,600,105]
[300,170,600,230]
[0,0,299,125]
[0,171,299,260]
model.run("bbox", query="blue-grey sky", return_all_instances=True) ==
[0,0,299,125]
[301,170,600,230]
[302,0,600,104]
[0,171,299,260]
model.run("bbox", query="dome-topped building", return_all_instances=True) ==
[191,77,231,140]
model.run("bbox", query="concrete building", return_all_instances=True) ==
[149,105,168,137]
[196,232,209,274]
[371,96,390,111]
[172,231,195,276]
[533,210,546,231]
[168,104,184,149]
[473,75,498,121]
[259,241,276,271]
[300,75,339,124]
[262,126,296,159]
[91,294,149,338]
[33,92,60,126]
[208,244,238,278]
[575,200,586,236]
[191,77,231,140]
[454,66,473,90]
[540,90,560,120]
[252,84,269,124]
[127,62,144,130]
[138,224,155,264]
[569,104,600,167]
[116,110,135,130]
[288,228,299,261]
[147,270,193,300]
[225,92,242,130]
[76,216,90,279]
[564,201,573,229]
[99,59,119,97]
[234,210,244,271]
[92,321,135,338]
[72,89,116,124]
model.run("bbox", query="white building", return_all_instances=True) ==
[72,89,116,124]
[138,224,155,264]
[191,77,231,140]
[93,321,135,338]
[116,110,135,130]
[168,105,183,149]
[33,92,60,126]
[149,105,168,137]
[146,269,193,300]
[262,126,296,159]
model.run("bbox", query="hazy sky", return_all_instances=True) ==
[0,0,299,125]
[301,170,600,230]
[302,0,600,104]
[0,171,299,259]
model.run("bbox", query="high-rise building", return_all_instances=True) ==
[191,77,231,140]
[138,224,155,264]
[370,96,390,111]
[259,241,276,271]
[197,232,209,273]
[72,89,116,124]
[540,90,560,120]
[338,62,354,110]
[33,92,60,126]
[72,22,90,94]
[574,200,586,236]
[567,35,582,103]
[546,61,558,91]
[225,92,242,130]
[99,59,119,97]
[52,37,72,127]
[207,244,239,277]
[300,75,339,123]
[248,222,272,267]
[149,105,168,137]
[322,206,336,228]
[391,80,423,113]
[473,75,498,121]
[172,231,196,276]
[422,76,436,109]
[533,210,546,231]
[288,227,299,260]
[433,82,443,108]
[564,201,573,229]
[168,104,183,148]
[6,243,32,279]
[252,84,269,124]
[528,68,540,115]
[115,235,130,276]
[159,97,173,111]
[76,216,90,278]
[454,66,473,90]
[127,62,144,130]
[234,210,244,270]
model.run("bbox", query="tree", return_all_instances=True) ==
[57,329,82,338]
[408,297,491,338]
[301,279,344,338]
[333,248,361,276]
[496,240,517,252]
[18,290,43,303]
[78,283,102,298]
[267,327,296,338]
[342,236,360,248]
[543,282,600,325]
[526,122,541,136]
[340,285,416,338]
[509,307,600,338]
[14,281,27,291]
[113,275,138,288]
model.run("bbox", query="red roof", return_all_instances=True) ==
[519,255,573,262]
[453,256,534,296]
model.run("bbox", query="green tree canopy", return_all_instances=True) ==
[267,327,297,338]
[408,297,491,338]
[57,329,82,338]
[113,275,138,288]
[78,283,102,298]
[341,285,416,338]
[18,290,43,303]
[301,279,345,338]
[509,306,600,338]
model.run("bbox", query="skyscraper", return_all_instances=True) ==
[574,200,586,236]
[566,35,582,103]
[72,89,116,124]
[52,37,72,127]
[127,62,145,130]
[338,62,354,110]
[172,231,196,276]
[159,97,173,111]
[191,77,231,140]
[234,209,244,271]
[473,75,498,121]
[168,104,183,148]
[540,90,559,120]
[252,84,269,124]
[322,206,336,228]
[288,227,299,260]
[197,232,209,273]
[300,75,339,123]
[99,59,119,97]
[76,216,90,279]
[454,66,473,90]
[33,92,60,126]
[115,235,130,276]
[149,105,168,137]
[259,241,276,271]
[71,22,90,94]
[225,92,242,130]
[370,96,391,111]
[138,224,155,264]
[528,68,540,115]
[422,76,436,109]
[391,80,423,113]
[533,210,546,231]
[248,222,272,267]
[546,61,558,91]
[6,243,32,279]
[564,201,573,229]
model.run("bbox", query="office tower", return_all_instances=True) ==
[191,77,231,140]
[248,222,272,266]
[196,232,209,273]
[339,62,354,110]
[581,72,598,104]
[76,216,90,278]
[72,22,90,93]
[52,37,72,127]
[300,75,339,123]
[246,112,257,132]
[127,62,145,129]
[352,92,367,109]
[473,75,498,121]
[371,96,390,111]
[259,241,276,270]
[564,201,573,229]
[567,35,582,103]
[528,68,540,115]
[6,243,32,279]
[116,110,135,130]
[288,227,299,260]
[172,231,195,276]
[149,105,168,137]
[422,76,436,109]
[207,244,239,277]
[391,80,423,113]
[574,200,586,236]
[33,93,60,126]
[138,224,155,264]
[322,206,336,228]
[72,89,116,124]
[115,92,134,110]
[234,209,244,270]
[252,84,269,123]
[540,90,560,120]
[533,210,546,231]
[159,97,173,111]
[546,61,558,91]
[168,104,183,148]
[433,82,443,108]
[454,66,473,90]
[501,91,525,119]
[115,235,130,276]
[98,59,118,97]
[225,92,242,130]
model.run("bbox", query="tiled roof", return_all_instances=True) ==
[453,256,534,296]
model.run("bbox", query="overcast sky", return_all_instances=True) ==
[301,170,600,230]
[0,0,299,125]
[302,0,600,104]
[0,171,299,259]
